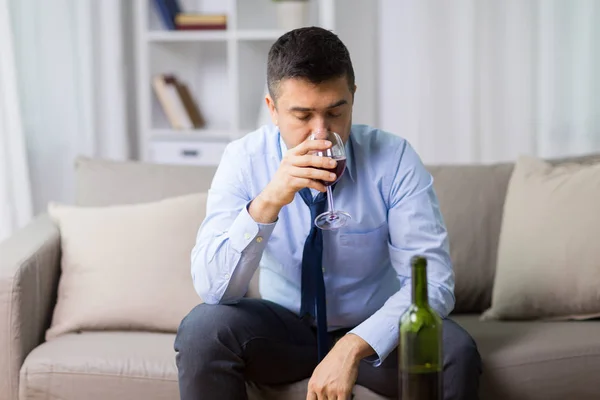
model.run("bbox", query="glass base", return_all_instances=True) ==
[314,210,351,230]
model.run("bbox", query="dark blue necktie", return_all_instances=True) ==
[299,187,330,362]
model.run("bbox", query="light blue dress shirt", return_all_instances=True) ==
[191,124,455,366]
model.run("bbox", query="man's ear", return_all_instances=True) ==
[266,94,278,126]
[351,84,357,103]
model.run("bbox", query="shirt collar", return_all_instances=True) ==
[344,132,356,182]
[277,130,355,183]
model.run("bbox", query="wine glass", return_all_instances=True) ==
[309,130,351,230]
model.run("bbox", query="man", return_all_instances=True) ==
[175,26,481,399]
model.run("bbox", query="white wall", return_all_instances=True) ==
[378,0,407,137]
[378,0,600,165]
[334,0,379,127]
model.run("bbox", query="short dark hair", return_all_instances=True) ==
[267,26,355,101]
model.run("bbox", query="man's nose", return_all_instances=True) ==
[310,118,329,134]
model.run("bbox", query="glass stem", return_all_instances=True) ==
[326,186,335,212]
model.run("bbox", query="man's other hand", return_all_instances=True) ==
[306,334,375,400]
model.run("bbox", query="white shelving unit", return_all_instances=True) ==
[134,0,376,166]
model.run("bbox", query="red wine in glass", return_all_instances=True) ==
[319,157,347,186]
[309,130,351,230]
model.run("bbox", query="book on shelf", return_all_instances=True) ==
[175,24,227,31]
[152,74,205,130]
[175,14,227,25]
[153,0,178,30]
[153,0,227,31]
[175,14,227,30]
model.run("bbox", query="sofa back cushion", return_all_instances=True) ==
[73,153,600,315]
[428,152,600,314]
[73,156,261,299]
[74,156,217,206]
[427,163,515,313]
[75,156,508,312]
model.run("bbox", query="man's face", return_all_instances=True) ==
[266,76,355,149]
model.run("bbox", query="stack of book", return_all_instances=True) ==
[152,74,205,130]
[153,0,227,31]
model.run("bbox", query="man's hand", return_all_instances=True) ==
[307,334,375,400]
[249,139,337,223]
[266,139,338,206]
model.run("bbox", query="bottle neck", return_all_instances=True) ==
[412,264,428,306]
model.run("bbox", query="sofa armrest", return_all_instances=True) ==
[0,214,61,400]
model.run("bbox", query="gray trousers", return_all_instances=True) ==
[174,299,481,400]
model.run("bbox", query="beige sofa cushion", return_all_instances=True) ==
[482,156,600,321]
[74,156,217,207]
[428,163,514,313]
[46,193,206,340]
[69,153,600,315]
[20,332,179,400]
[427,152,600,314]
[453,315,600,400]
[22,320,600,400]
[20,332,387,400]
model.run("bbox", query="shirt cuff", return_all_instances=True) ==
[348,315,398,367]
[228,201,277,254]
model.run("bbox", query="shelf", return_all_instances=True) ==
[149,41,230,132]
[150,129,242,142]
[146,30,228,42]
[235,30,286,41]
[136,0,338,164]
[146,29,286,43]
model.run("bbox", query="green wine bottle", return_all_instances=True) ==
[399,255,443,400]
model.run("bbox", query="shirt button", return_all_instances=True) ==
[256,236,263,243]
[322,267,325,273]
[244,233,251,240]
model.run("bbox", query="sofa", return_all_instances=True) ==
[2,153,600,400]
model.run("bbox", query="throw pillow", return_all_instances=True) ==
[46,192,207,340]
[482,155,600,321]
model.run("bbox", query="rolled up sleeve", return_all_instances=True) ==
[191,144,277,304]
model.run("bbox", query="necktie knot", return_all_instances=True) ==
[299,188,327,224]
